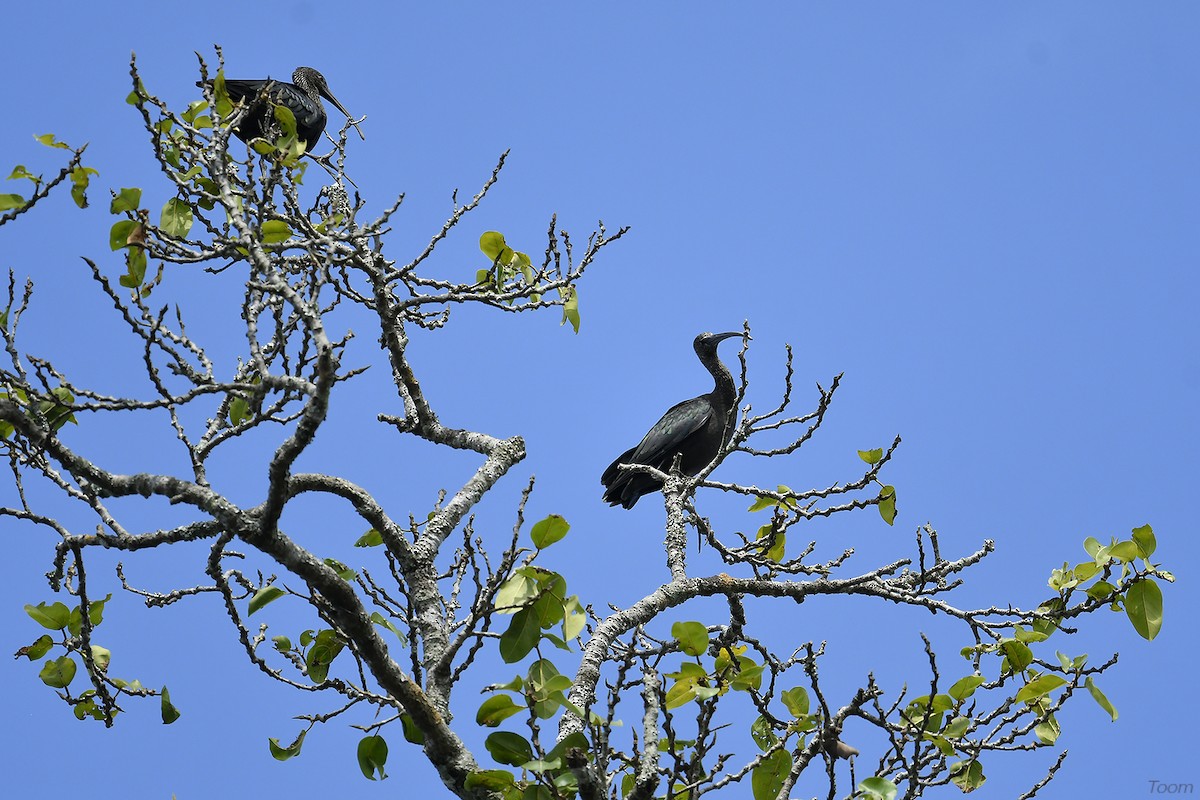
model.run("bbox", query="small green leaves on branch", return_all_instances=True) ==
[354,528,384,547]
[303,630,345,683]
[356,735,389,780]
[476,694,525,728]
[857,448,883,465]
[751,749,791,800]
[1,386,76,440]
[159,197,194,239]
[35,133,72,150]
[110,187,142,214]
[478,231,532,289]
[858,776,899,800]
[560,285,580,333]
[530,514,570,549]
[161,686,181,724]
[269,728,308,761]
[25,601,72,630]
[38,655,77,688]
[1049,524,1166,640]
[671,621,709,657]
[248,585,286,615]
[1125,578,1163,641]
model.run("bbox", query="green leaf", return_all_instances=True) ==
[211,72,233,118]
[127,79,147,106]
[1125,577,1163,640]
[664,675,700,709]
[485,731,534,767]
[730,659,765,692]
[1014,674,1067,704]
[560,286,580,333]
[495,566,548,613]
[305,630,345,683]
[370,612,407,644]
[355,528,384,547]
[181,99,209,125]
[781,686,810,717]
[464,771,515,792]
[357,735,388,781]
[90,645,111,671]
[26,601,71,630]
[857,776,899,800]
[261,219,291,244]
[273,104,298,137]
[747,495,778,512]
[38,656,77,688]
[476,694,525,727]
[1131,524,1156,559]
[499,607,540,663]
[857,448,883,465]
[272,636,291,652]
[109,220,139,251]
[530,572,568,629]
[400,713,425,745]
[120,247,148,289]
[480,231,508,260]
[1108,541,1140,562]
[70,165,97,208]
[35,133,71,150]
[671,621,709,657]
[159,197,194,238]
[20,634,54,660]
[948,675,984,702]
[1086,580,1116,601]
[323,558,357,581]
[248,585,285,616]
[0,193,26,211]
[6,165,35,181]
[161,685,181,724]
[561,595,586,641]
[750,715,778,751]
[949,759,986,792]
[755,522,786,562]
[1000,640,1033,673]
[228,394,251,426]
[73,698,99,721]
[877,485,897,525]
[88,594,111,626]
[1034,714,1060,745]
[67,607,83,637]
[530,514,570,549]
[268,729,307,761]
[942,715,970,739]
[751,748,791,800]
[1085,676,1118,721]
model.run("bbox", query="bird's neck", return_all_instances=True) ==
[702,354,736,404]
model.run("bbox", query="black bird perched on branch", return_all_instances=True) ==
[601,331,744,509]
[202,67,365,148]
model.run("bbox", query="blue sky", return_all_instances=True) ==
[2,4,1196,798]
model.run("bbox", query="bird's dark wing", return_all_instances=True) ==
[627,396,712,469]
[267,86,324,135]
[220,78,272,104]
[600,446,638,487]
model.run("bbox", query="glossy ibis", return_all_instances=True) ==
[202,67,364,148]
[601,331,744,509]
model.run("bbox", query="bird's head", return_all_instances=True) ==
[293,67,366,141]
[694,330,747,357]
